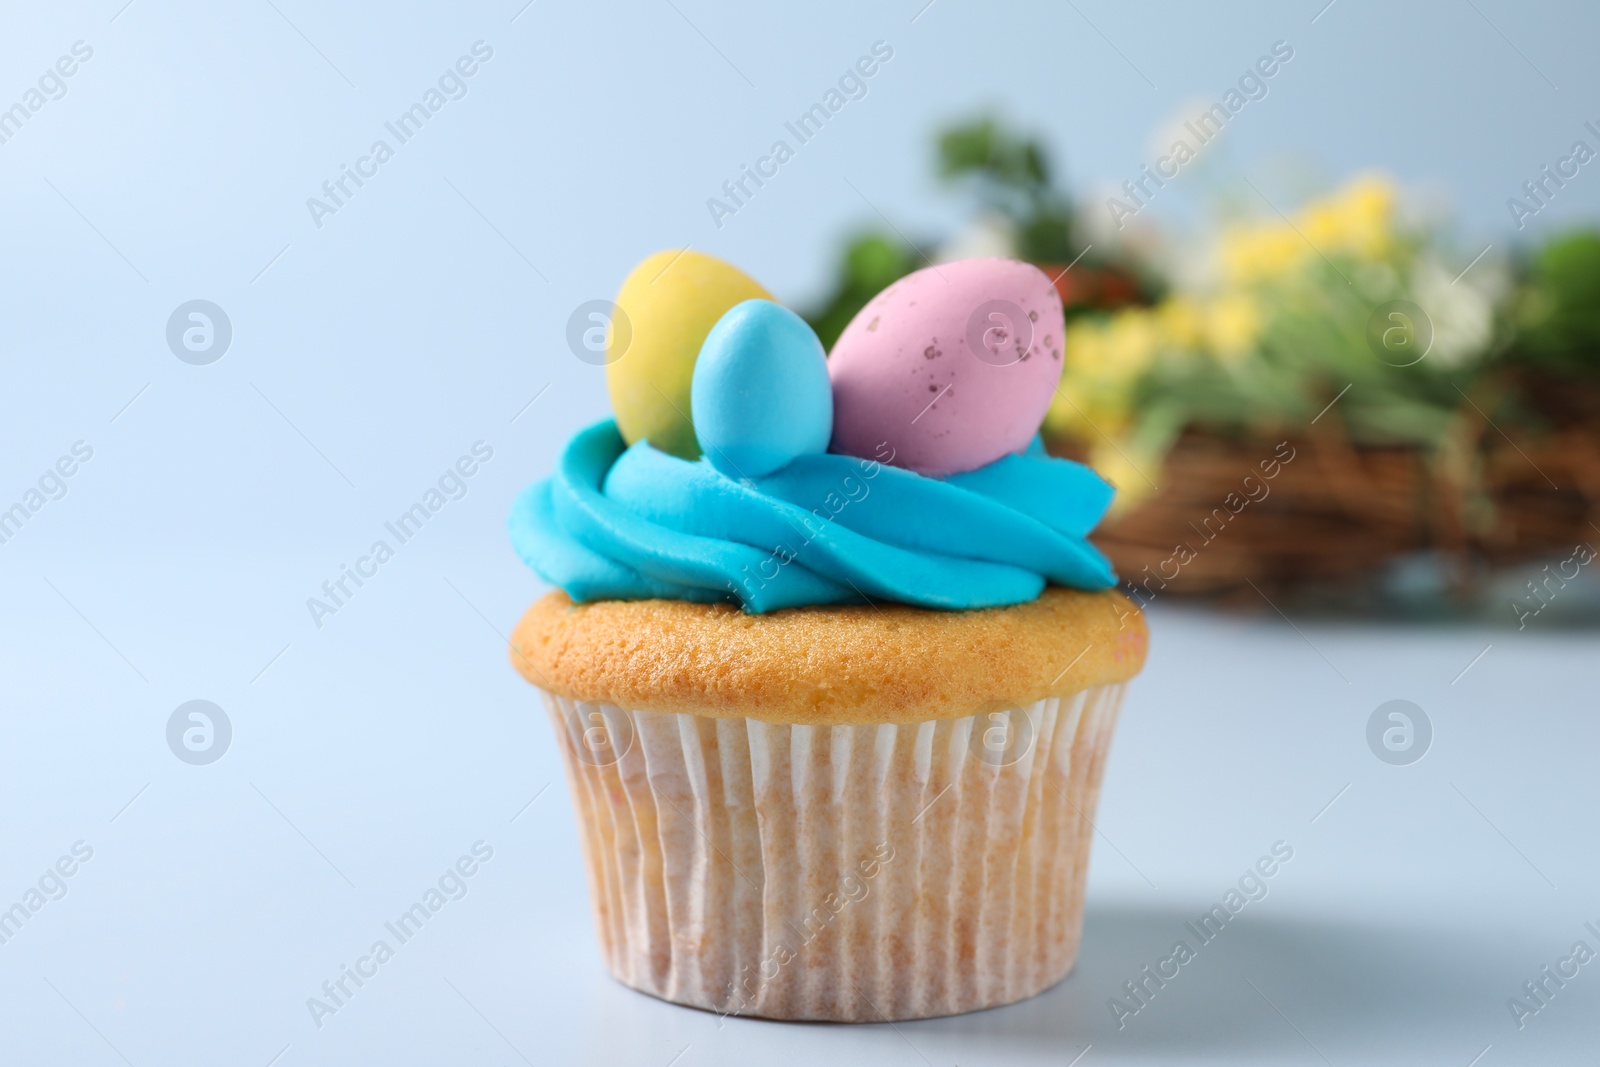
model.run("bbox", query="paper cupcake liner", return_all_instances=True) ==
[541,684,1126,1022]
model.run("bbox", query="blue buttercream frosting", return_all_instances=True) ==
[509,299,1119,613]
[508,419,1116,613]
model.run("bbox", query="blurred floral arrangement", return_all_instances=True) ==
[1047,173,1504,509]
[805,117,1600,604]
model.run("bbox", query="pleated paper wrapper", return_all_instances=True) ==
[542,684,1127,1022]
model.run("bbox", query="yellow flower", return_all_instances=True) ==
[1045,374,1130,441]
[1220,173,1399,283]
[1204,292,1262,362]
[1103,310,1161,377]
[1048,393,1131,441]
[1296,173,1396,260]
[1061,316,1105,375]
[1219,222,1305,285]
[1157,296,1206,349]
[1301,201,1345,250]
[1090,442,1161,513]
[1338,173,1396,257]
[1061,310,1161,382]
[1049,313,1155,441]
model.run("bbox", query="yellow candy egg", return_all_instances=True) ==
[606,250,772,459]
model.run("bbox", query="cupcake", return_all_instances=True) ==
[509,252,1148,1022]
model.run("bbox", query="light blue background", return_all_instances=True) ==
[2,1,1597,1064]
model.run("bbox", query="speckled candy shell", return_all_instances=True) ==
[827,258,1065,477]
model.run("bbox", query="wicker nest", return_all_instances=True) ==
[1053,376,1600,602]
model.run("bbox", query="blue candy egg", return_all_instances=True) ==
[691,299,832,478]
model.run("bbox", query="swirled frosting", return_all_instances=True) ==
[509,419,1116,613]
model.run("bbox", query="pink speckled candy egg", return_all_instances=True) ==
[827,257,1065,476]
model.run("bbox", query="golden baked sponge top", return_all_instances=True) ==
[510,587,1147,726]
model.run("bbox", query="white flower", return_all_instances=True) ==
[1411,256,1502,369]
